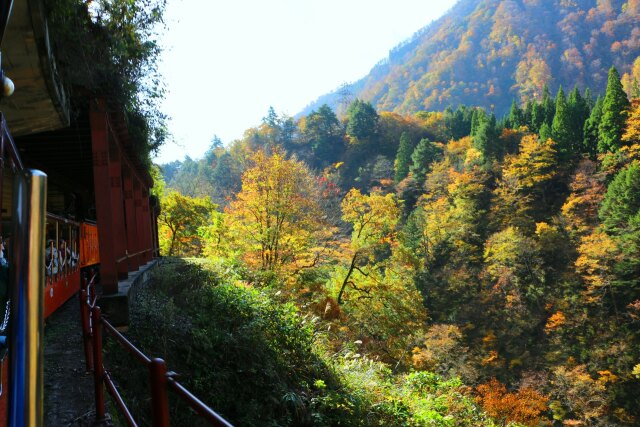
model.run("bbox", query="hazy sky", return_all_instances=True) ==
[154,0,458,164]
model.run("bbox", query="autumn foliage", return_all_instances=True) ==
[475,378,549,426]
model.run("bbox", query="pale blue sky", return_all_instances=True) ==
[154,0,458,163]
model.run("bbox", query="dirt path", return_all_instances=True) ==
[44,296,96,426]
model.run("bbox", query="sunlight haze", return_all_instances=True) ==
[154,0,458,163]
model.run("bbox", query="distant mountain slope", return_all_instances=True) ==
[302,0,640,117]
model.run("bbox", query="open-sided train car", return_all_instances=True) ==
[44,215,99,318]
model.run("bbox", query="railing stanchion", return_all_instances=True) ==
[149,358,171,427]
[79,285,93,372]
[92,306,107,422]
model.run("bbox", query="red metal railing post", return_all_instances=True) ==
[149,358,170,427]
[92,306,107,422]
[79,287,94,372]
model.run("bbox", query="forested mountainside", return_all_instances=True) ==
[157,65,640,425]
[302,0,640,117]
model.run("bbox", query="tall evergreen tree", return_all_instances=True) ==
[471,108,486,137]
[474,113,500,160]
[599,162,640,234]
[444,105,472,140]
[524,99,535,130]
[542,85,556,126]
[531,101,546,133]
[394,132,414,183]
[583,96,603,158]
[410,138,441,184]
[507,99,524,129]
[598,67,631,153]
[539,122,552,142]
[584,88,595,110]
[568,86,590,153]
[551,86,572,160]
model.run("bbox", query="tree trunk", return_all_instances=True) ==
[337,253,358,304]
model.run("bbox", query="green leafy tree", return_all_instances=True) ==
[598,67,631,153]
[346,99,379,142]
[302,104,344,168]
[48,0,168,155]
[211,152,242,204]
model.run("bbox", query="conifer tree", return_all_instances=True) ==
[568,86,590,153]
[394,132,413,183]
[531,101,546,133]
[542,85,556,126]
[508,100,524,129]
[539,122,552,142]
[410,138,441,184]
[584,87,595,110]
[599,162,640,234]
[474,113,500,160]
[598,67,631,153]
[444,106,472,140]
[583,96,603,158]
[471,108,486,137]
[524,99,535,130]
[552,86,572,159]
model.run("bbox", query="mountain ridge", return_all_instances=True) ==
[301,0,640,117]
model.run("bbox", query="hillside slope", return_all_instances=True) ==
[303,0,640,116]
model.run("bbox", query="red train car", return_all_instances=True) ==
[43,215,100,318]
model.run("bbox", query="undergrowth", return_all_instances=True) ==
[106,258,500,426]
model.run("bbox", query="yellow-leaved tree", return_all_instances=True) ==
[225,148,333,274]
[337,189,399,304]
[336,188,426,362]
[159,191,217,256]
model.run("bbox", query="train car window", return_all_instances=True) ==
[69,226,79,270]
[45,221,59,279]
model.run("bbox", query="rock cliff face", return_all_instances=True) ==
[302,0,640,116]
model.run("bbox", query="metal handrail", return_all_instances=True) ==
[116,248,153,265]
[166,377,233,427]
[79,275,233,426]
[102,320,150,365]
